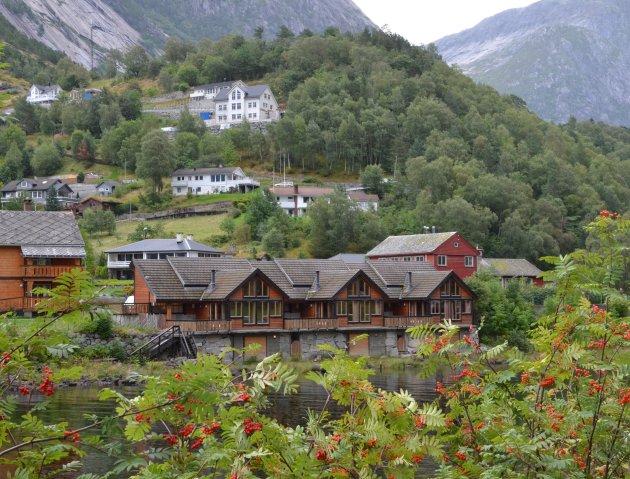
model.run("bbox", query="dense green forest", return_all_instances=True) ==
[1,28,629,262]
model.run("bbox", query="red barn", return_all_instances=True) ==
[366,232,481,279]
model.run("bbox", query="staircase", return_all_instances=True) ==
[131,326,198,360]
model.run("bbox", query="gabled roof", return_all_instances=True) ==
[0,211,85,257]
[133,257,463,302]
[106,238,222,255]
[270,186,335,197]
[214,84,271,101]
[328,253,366,263]
[347,191,379,202]
[32,84,62,93]
[191,81,234,91]
[0,177,66,193]
[172,167,242,176]
[480,258,542,278]
[96,180,121,189]
[366,232,457,256]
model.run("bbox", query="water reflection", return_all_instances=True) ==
[12,368,440,478]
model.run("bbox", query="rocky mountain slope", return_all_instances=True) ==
[0,0,140,69]
[435,0,630,126]
[0,0,375,69]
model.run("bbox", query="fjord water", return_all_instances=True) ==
[14,369,440,477]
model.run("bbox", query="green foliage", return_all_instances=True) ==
[136,130,175,192]
[127,221,165,242]
[70,130,96,164]
[80,209,116,236]
[244,189,283,240]
[360,164,386,197]
[31,141,62,176]
[45,185,61,211]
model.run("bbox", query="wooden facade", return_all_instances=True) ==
[0,211,85,313]
[367,232,482,279]
[131,258,475,337]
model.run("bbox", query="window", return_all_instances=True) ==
[453,301,462,321]
[232,103,237,110]
[464,300,472,314]
[336,301,349,316]
[465,256,474,267]
[243,301,271,325]
[440,280,461,297]
[220,174,226,181]
[230,301,243,317]
[237,114,242,119]
[403,256,411,262]
[231,91,236,100]
[237,90,241,99]
[253,113,257,118]
[232,114,236,120]
[252,101,257,107]
[348,278,370,297]
[35,257,52,266]
[454,241,459,248]
[196,187,201,192]
[147,253,158,259]
[415,256,425,262]
[245,278,268,297]
[269,301,282,317]
[347,301,381,323]
[437,255,447,266]
[430,300,441,315]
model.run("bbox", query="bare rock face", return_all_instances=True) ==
[2,0,375,69]
[0,0,140,68]
[435,0,630,126]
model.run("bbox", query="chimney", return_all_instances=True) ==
[431,225,436,233]
[187,234,193,241]
[209,270,216,290]
[23,198,32,212]
[313,271,320,292]
[176,233,184,243]
[404,271,413,292]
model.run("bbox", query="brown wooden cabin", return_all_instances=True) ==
[0,211,85,313]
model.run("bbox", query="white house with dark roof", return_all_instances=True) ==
[214,83,279,125]
[26,84,63,105]
[189,81,240,101]
[106,234,223,280]
[0,178,77,207]
[171,167,259,195]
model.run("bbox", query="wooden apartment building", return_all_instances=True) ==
[0,210,85,313]
[131,257,475,358]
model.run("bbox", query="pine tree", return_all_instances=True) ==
[45,185,61,211]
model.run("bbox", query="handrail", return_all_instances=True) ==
[130,325,181,357]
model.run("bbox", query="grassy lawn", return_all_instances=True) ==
[89,214,228,258]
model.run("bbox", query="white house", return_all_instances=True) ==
[270,185,380,217]
[214,83,279,125]
[171,167,259,196]
[26,84,63,106]
[106,234,223,279]
[189,81,239,101]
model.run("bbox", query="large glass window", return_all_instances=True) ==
[348,278,370,297]
[440,280,461,297]
[245,278,269,298]
[437,255,447,266]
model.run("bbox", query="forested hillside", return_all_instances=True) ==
[2,29,629,263]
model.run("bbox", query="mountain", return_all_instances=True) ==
[435,0,630,126]
[0,0,376,69]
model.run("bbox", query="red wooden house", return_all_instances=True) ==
[131,257,475,358]
[0,211,85,313]
[366,232,482,279]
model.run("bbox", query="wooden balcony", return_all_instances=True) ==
[22,265,80,278]
[284,317,339,331]
[383,316,434,328]
[0,296,44,312]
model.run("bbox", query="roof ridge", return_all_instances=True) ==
[272,259,294,286]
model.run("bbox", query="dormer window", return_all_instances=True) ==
[244,277,268,297]
[21,181,28,187]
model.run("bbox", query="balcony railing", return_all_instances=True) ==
[167,319,231,333]
[22,265,79,277]
[0,296,44,312]
[107,260,131,269]
[284,317,338,331]
[383,316,433,328]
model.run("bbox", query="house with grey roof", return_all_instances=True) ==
[189,81,240,101]
[95,180,121,196]
[479,258,544,287]
[0,211,85,313]
[366,232,482,279]
[131,257,475,359]
[0,178,77,207]
[171,167,259,196]
[106,234,223,279]
[26,84,63,105]
[214,82,279,126]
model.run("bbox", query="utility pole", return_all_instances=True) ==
[90,21,103,73]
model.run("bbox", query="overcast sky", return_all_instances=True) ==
[353,0,539,45]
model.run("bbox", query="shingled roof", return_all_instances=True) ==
[134,257,454,302]
[0,211,85,258]
[480,258,542,278]
[366,232,456,256]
